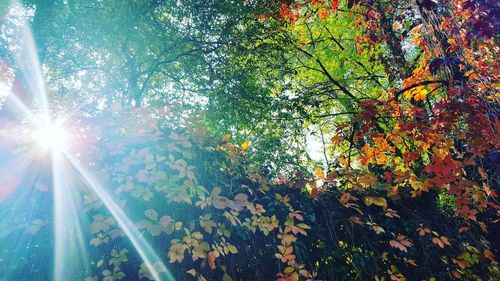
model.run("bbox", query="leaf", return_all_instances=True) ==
[332,0,339,10]
[288,212,303,221]
[311,187,319,197]
[339,193,353,205]
[358,173,378,187]
[138,262,167,280]
[314,167,325,178]
[363,196,387,210]
[458,226,470,233]
[187,269,196,277]
[275,245,295,263]
[367,222,385,234]
[114,271,126,279]
[159,215,172,225]
[404,258,417,267]
[241,140,249,151]
[211,187,222,197]
[483,249,496,263]
[385,208,400,218]
[227,245,238,254]
[175,222,183,230]
[432,236,451,248]
[144,209,159,221]
[168,242,186,263]
[390,235,412,252]
[234,193,248,203]
[478,167,488,179]
[223,273,233,281]
[282,234,297,244]
[208,251,217,270]
[146,224,162,236]
[286,272,299,281]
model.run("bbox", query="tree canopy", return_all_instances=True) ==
[0,0,498,280]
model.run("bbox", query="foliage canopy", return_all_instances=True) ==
[0,0,498,280]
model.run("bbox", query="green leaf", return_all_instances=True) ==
[223,273,233,281]
[144,209,159,221]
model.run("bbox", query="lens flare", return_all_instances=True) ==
[31,124,68,151]
[1,2,173,280]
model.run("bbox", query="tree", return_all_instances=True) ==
[0,0,498,280]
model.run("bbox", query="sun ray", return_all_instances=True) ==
[0,150,38,201]
[51,152,91,280]
[0,90,39,123]
[0,151,52,280]
[4,2,173,280]
[17,16,50,121]
[65,153,175,281]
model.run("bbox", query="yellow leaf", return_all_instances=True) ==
[241,140,249,151]
[363,196,388,210]
[227,245,238,254]
[288,272,299,281]
[314,167,325,178]
[414,87,428,101]
[413,36,422,46]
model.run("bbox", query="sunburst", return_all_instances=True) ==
[0,2,172,280]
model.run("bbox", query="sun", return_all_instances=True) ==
[31,123,69,151]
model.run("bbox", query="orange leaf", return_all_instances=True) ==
[484,249,497,263]
[287,272,299,281]
[390,235,412,252]
[339,193,352,205]
[432,237,444,248]
[207,251,216,270]
[458,226,470,233]
[432,236,451,248]
[417,227,431,237]
[314,167,325,178]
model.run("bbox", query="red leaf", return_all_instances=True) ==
[332,0,339,10]
[311,187,319,197]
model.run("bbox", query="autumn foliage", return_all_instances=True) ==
[1,0,498,280]
[80,101,497,280]
[78,0,499,280]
